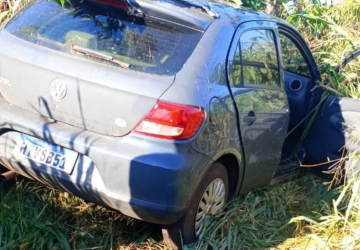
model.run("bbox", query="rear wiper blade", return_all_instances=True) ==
[71,44,130,69]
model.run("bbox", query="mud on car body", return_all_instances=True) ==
[0,0,359,248]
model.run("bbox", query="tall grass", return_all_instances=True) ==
[0,0,29,24]
[190,172,340,250]
[287,0,360,98]
[1,171,337,250]
[0,178,166,250]
[278,133,360,250]
[280,1,360,249]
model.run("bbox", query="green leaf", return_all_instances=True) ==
[134,230,151,244]
[55,230,71,250]
[0,11,9,24]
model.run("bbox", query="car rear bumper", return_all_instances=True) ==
[0,99,212,225]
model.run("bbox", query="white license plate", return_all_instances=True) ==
[13,134,78,174]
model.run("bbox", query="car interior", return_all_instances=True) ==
[279,28,360,178]
[277,30,324,174]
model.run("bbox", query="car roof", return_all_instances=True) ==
[128,0,281,31]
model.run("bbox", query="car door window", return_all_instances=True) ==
[231,29,279,87]
[279,33,311,77]
[232,45,242,86]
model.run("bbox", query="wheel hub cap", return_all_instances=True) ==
[194,178,226,237]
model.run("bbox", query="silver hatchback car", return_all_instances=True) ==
[0,0,359,248]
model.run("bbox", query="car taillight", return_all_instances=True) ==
[133,101,205,140]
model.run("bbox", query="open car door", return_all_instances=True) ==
[304,48,360,174]
[277,22,360,178]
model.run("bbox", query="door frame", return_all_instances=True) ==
[277,23,324,158]
[277,23,321,83]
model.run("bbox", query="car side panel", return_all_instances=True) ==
[160,15,245,196]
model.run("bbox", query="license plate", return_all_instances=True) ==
[13,134,78,174]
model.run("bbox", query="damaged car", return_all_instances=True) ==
[0,0,359,248]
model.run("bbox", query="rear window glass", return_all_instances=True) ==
[5,0,203,75]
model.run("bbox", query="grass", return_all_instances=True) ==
[0,171,341,250]
[0,0,27,24]
[193,172,342,250]
[0,177,161,250]
[286,0,360,98]
[1,0,360,249]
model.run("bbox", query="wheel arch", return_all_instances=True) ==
[213,151,244,199]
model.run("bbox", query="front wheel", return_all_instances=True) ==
[162,162,229,249]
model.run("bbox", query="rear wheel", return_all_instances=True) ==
[162,162,229,249]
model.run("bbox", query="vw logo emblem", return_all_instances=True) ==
[50,78,67,101]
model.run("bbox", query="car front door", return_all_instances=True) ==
[227,21,290,192]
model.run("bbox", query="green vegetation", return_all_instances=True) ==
[0,171,343,250]
[285,0,360,99]
[1,0,360,249]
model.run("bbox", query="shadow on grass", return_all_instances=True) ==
[0,169,340,250]
[0,175,163,250]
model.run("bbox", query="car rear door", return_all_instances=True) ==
[227,21,290,192]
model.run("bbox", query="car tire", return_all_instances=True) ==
[162,162,229,249]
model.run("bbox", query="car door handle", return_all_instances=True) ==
[244,112,256,124]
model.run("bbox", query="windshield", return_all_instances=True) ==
[5,0,203,75]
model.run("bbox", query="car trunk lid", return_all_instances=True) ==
[0,31,175,137]
[0,0,204,137]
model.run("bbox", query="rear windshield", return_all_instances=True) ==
[5,0,203,75]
